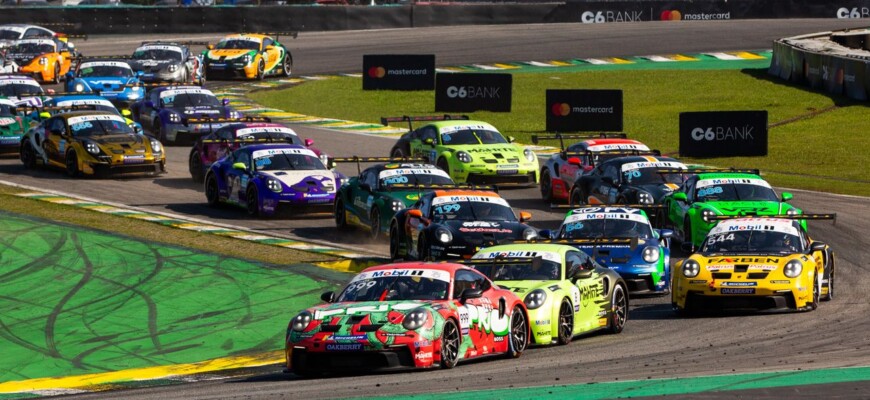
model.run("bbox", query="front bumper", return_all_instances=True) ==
[286,335,438,373]
[673,278,811,312]
[454,162,539,185]
[139,70,186,83]
[260,191,336,217]
[0,135,22,154]
[79,155,166,177]
[204,62,256,79]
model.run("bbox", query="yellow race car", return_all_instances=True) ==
[5,38,75,84]
[672,214,835,315]
[201,32,295,80]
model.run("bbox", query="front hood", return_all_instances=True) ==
[386,190,422,206]
[179,106,226,118]
[493,280,551,297]
[702,201,788,216]
[129,59,175,71]
[456,144,526,162]
[696,254,799,274]
[206,50,250,60]
[91,133,148,152]
[259,170,336,191]
[79,77,135,92]
[445,220,527,238]
[5,53,39,64]
[636,183,678,200]
[308,300,432,321]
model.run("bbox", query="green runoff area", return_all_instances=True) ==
[249,54,870,197]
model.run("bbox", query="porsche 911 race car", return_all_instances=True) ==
[20,110,165,177]
[0,74,47,107]
[468,244,627,346]
[386,115,539,186]
[130,85,241,144]
[389,189,537,261]
[543,205,673,295]
[204,143,344,217]
[129,41,206,84]
[672,214,835,315]
[286,262,528,375]
[661,169,802,251]
[202,32,294,80]
[0,24,57,50]
[570,155,687,211]
[188,118,323,182]
[532,133,657,202]
[0,96,25,154]
[4,38,75,83]
[64,59,145,108]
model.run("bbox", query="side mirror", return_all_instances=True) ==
[39,112,51,119]
[657,229,674,239]
[144,101,155,109]
[65,71,73,78]
[232,162,247,171]
[207,44,215,50]
[304,138,314,147]
[222,98,230,106]
[459,288,483,303]
[133,125,142,134]
[423,137,434,146]
[507,136,515,143]
[266,45,276,51]
[809,242,826,252]
[327,159,336,169]
[537,229,552,239]
[567,157,582,166]
[320,291,335,303]
[408,209,423,219]
[781,192,793,202]
[673,192,688,202]
[572,268,594,281]
[518,211,531,222]
[122,109,132,117]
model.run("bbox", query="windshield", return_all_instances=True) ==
[0,30,22,40]
[235,130,300,144]
[336,275,449,302]
[8,42,53,54]
[0,83,42,97]
[161,93,219,108]
[560,218,653,239]
[253,151,325,171]
[440,129,507,145]
[701,230,805,254]
[69,118,134,137]
[695,182,779,202]
[431,198,517,222]
[379,168,453,188]
[51,103,119,116]
[133,48,183,61]
[473,260,562,281]
[215,39,260,51]
[621,166,685,185]
[78,65,133,78]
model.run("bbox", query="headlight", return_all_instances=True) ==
[320,153,330,166]
[786,208,799,215]
[267,178,282,193]
[242,54,252,64]
[168,64,178,72]
[642,246,660,263]
[682,259,700,278]
[149,139,162,153]
[701,209,717,223]
[435,227,452,244]
[456,151,472,163]
[128,92,140,100]
[74,83,85,92]
[85,141,100,155]
[229,111,242,119]
[391,199,405,212]
[522,227,538,240]
[524,289,547,310]
[39,57,47,65]
[402,308,428,330]
[638,191,654,204]
[290,311,312,332]
[783,260,802,278]
[169,113,181,123]
[523,148,535,162]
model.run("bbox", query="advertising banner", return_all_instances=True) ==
[435,73,512,112]
[679,111,768,157]
[363,54,435,91]
[545,89,623,132]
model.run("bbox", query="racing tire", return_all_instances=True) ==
[21,141,37,169]
[65,151,79,178]
[557,299,574,345]
[569,187,585,208]
[389,222,402,260]
[256,59,265,81]
[153,117,167,144]
[436,158,449,175]
[808,273,820,311]
[51,63,60,84]
[540,169,553,202]
[417,234,431,261]
[822,255,834,301]
[681,217,694,253]
[369,209,381,240]
[334,199,347,229]
[282,54,292,77]
[246,187,260,217]
[390,147,407,158]
[606,284,628,334]
[204,174,220,207]
[189,150,204,182]
[439,320,460,369]
[504,307,528,358]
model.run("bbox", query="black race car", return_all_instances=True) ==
[388,189,538,261]
[569,155,688,210]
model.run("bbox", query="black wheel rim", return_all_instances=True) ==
[559,301,573,342]
[813,275,820,305]
[442,322,459,366]
[612,287,627,329]
[258,61,264,78]
[283,56,291,76]
[66,153,76,175]
[683,219,692,247]
[206,178,217,203]
[392,148,403,158]
[190,152,201,177]
[335,200,344,226]
[419,237,428,260]
[389,226,399,259]
[510,309,527,353]
[247,189,258,215]
[370,210,380,239]
[540,171,551,199]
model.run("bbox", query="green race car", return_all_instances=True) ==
[468,243,628,346]
[385,115,539,186]
[0,97,28,154]
[662,171,801,250]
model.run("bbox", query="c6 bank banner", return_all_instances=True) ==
[560,0,870,22]
[679,111,768,157]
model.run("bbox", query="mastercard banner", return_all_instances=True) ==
[362,54,435,91]
[545,89,623,132]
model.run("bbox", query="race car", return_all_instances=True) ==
[0,74,47,107]
[129,41,206,84]
[204,143,343,217]
[333,157,457,239]
[202,32,294,80]
[543,205,672,295]
[468,243,628,345]
[569,155,688,210]
[20,110,165,177]
[285,262,529,375]
[389,189,537,261]
[130,85,241,144]
[661,169,802,251]
[4,38,75,83]
[25,94,144,133]
[0,97,25,154]
[189,118,323,182]
[532,133,657,202]
[672,214,836,315]
[0,24,57,50]
[386,115,539,186]
[64,59,144,108]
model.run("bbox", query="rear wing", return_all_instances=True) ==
[76,55,133,61]
[380,115,468,132]
[126,81,201,89]
[184,116,269,131]
[243,32,299,41]
[18,104,97,113]
[657,167,761,175]
[511,237,638,251]
[550,203,664,211]
[386,183,496,192]
[531,133,627,149]
[140,41,210,47]
[703,213,837,224]
[331,156,426,174]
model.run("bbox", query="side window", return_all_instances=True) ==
[419,126,438,144]
[217,128,233,141]
[23,28,42,38]
[603,164,620,183]
[419,195,433,218]
[263,38,273,48]
[150,90,161,106]
[50,118,66,134]
[565,251,585,277]
[684,177,697,202]
[453,270,485,299]
[235,151,251,169]
[361,170,376,189]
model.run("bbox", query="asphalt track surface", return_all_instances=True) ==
[1,19,868,399]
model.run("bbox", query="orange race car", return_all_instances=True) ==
[4,38,76,83]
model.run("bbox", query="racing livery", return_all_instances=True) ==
[4,38,75,83]
[389,189,537,261]
[286,262,528,375]
[130,86,240,144]
[35,94,143,133]
[0,97,25,154]
[532,133,656,202]
[203,33,294,80]
[569,155,687,210]
[387,116,539,186]
[333,158,456,240]
[545,206,673,294]
[662,171,801,250]
[204,144,342,217]
[64,60,144,107]
[20,111,165,177]
[672,214,835,315]
[469,244,627,345]
[129,41,206,84]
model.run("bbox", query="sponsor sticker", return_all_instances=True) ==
[67,114,126,125]
[721,288,755,294]
[325,343,363,351]
[721,281,757,287]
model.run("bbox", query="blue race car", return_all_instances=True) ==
[542,205,673,295]
[130,85,240,145]
[203,143,344,217]
[32,94,144,133]
[64,59,145,108]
